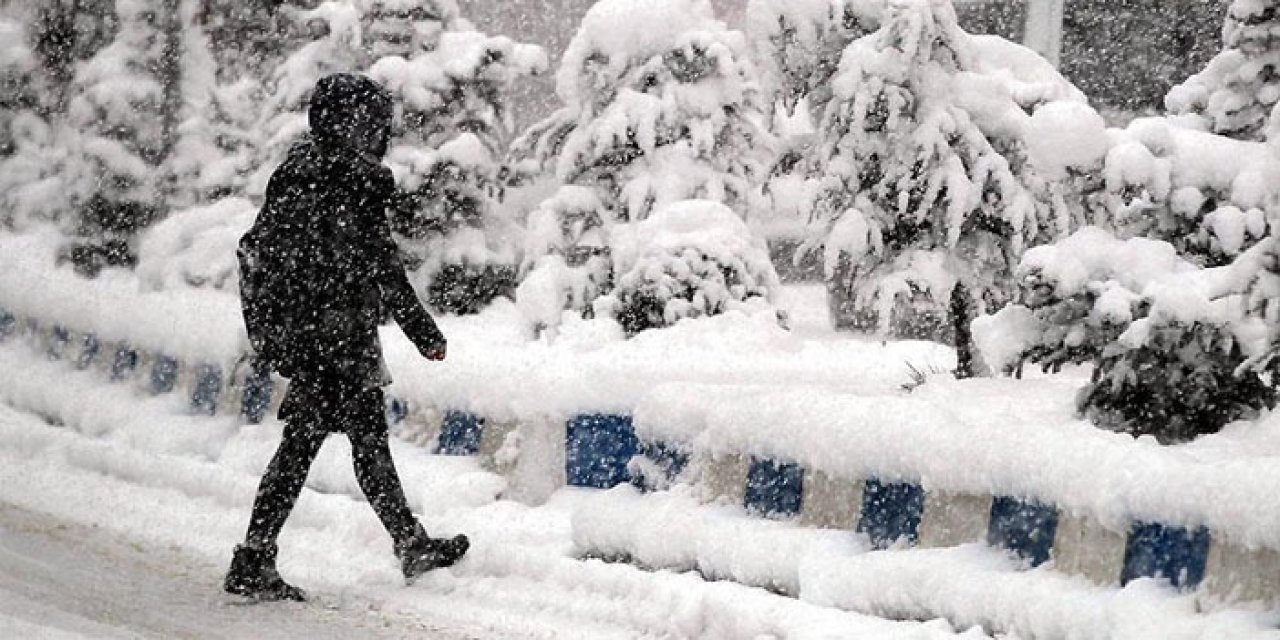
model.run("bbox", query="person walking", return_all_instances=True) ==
[226,73,469,602]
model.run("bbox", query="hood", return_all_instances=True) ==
[308,73,394,159]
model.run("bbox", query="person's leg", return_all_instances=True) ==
[347,389,417,545]
[346,388,468,580]
[243,418,328,548]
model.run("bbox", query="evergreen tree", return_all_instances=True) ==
[58,0,183,275]
[368,0,548,314]
[1167,0,1280,141]
[746,0,878,122]
[804,0,1101,341]
[511,0,778,334]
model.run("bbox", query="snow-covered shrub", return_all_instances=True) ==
[595,200,782,335]
[1103,117,1279,267]
[1166,0,1280,141]
[513,0,773,223]
[515,186,614,334]
[803,0,1103,341]
[975,227,1279,442]
[1077,285,1275,443]
[973,227,1199,374]
[135,196,257,292]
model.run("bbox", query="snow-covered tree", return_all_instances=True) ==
[370,5,547,314]
[512,0,776,334]
[513,0,772,224]
[246,1,368,196]
[0,18,38,159]
[515,185,614,333]
[56,0,183,275]
[1167,0,1280,141]
[803,0,1104,341]
[746,0,879,121]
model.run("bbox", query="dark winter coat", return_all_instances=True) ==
[241,74,445,397]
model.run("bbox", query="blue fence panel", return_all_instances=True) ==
[566,414,638,489]
[987,496,1059,567]
[1121,522,1211,589]
[744,457,805,518]
[0,309,13,340]
[190,364,222,415]
[75,333,100,370]
[437,410,484,456]
[110,346,138,381]
[241,363,275,424]
[150,355,179,394]
[857,479,925,549]
[46,325,70,360]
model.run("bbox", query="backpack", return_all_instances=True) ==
[237,214,328,378]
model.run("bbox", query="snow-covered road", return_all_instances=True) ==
[0,343,984,639]
[0,500,490,639]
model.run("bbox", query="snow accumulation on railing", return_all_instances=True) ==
[2,232,1278,612]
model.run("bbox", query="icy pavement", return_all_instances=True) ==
[0,346,984,639]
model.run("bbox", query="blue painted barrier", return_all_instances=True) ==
[75,333,99,370]
[744,456,805,518]
[110,346,138,381]
[858,479,925,549]
[241,362,275,424]
[46,325,69,360]
[438,410,484,456]
[1121,522,1211,589]
[150,355,179,394]
[385,396,410,426]
[988,496,1059,567]
[566,414,638,489]
[190,364,222,415]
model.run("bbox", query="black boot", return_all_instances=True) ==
[224,544,308,602]
[396,525,469,583]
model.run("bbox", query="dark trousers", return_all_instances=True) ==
[243,380,419,549]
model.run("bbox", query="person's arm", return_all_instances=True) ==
[366,170,447,360]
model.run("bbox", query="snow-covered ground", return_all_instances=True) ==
[0,340,989,639]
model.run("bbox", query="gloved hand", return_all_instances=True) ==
[423,340,447,362]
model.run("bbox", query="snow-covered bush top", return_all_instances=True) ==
[1103,116,1280,266]
[599,200,782,334]
[973,227,1208,374]
[369,29,547,150]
